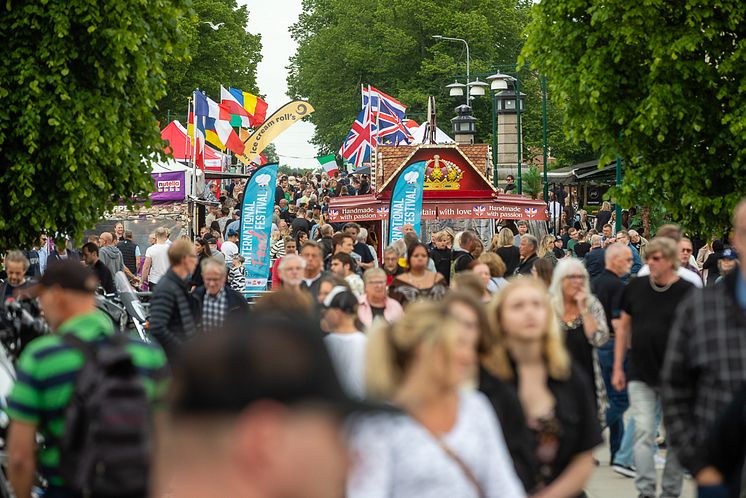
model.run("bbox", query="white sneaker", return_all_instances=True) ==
[611,464,637,478]
[654,454,666,469]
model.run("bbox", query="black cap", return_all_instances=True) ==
[322,286,358,314]
[720,248,739,261]
[169,313,388,416]
[31,260,98,295]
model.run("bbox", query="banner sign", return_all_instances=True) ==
[388,160,426,245]
[237,101,315,164]
[435,203,548,221]
[239,163,278,293]
[150,171,186,202]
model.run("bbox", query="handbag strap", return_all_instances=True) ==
[430,433,487,498]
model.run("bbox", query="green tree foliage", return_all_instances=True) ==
[0,0,187,250]
[157,0,262,122]
[522,0,746,233]
[288,0,531,153]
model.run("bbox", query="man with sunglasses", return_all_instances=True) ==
[612,237,694,498]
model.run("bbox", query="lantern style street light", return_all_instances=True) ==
[433,35,471,105]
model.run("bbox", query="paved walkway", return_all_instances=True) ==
[586,440,696,498]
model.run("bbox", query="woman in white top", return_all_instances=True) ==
[347,301,525,498]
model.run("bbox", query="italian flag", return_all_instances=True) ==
[317,154,338,175]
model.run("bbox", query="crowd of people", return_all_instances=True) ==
[1,184,745,497]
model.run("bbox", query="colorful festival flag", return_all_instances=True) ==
[239,164,278,294]
[388,160,426,245]
[228,87,268,126]
[317,154,338,175]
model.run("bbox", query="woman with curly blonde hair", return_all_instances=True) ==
[479,278,601,498]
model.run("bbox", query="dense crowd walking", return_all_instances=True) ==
[0,180,745,498]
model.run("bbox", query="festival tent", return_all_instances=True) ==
[409,122,455,144]
[161,120,223,171]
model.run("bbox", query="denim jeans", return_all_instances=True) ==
[599,338,629,460]
[629,381,684,497]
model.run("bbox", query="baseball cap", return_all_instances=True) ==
[321,286,358,314]
[30,260,98,295]
[720,248,739,260]
[226,228,238,237]
[169,313,389,416]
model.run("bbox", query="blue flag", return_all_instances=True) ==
[193,90,209,117]
[388,160,426,245]
[239,163,278,294]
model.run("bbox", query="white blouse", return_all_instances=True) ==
[346,390,526,498]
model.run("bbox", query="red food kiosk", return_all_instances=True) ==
[329,143,548,257]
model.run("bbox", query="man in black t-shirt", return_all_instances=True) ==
[343,222,374,271]
[290,208,312,237]
[612,237,693,498]
[81,242,115,294]
[591,243,633,469]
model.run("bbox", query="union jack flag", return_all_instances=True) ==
[524,207,538,218]
[364,86,407,120]
[328,209,340,221]
[375,99,413,145]
[376,206,389,217]
[340,108,372,168]
[473,205,487,217]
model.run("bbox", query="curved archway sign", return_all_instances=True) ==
[237,100,315,165]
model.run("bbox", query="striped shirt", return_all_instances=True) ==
[6,310,168,486]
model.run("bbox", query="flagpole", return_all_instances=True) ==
[191,93,199,239]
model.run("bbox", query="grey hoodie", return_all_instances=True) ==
[99,245,124,278]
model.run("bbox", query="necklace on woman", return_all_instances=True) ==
[649,275,673,293]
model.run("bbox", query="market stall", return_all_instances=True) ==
[329,143,548,255]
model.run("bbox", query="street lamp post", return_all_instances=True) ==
[433,35,471,105]
[541,75,548,202]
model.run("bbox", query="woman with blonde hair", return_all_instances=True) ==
[478,252,508,291]
[494,227,521,276]
[548,259,609,419]
[594,201,612,232]
[479,278,601,497]
[537,234,559,266]
[348,302,526,498]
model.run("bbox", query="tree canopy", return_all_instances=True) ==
[0,0,187,250]
[522,0,746,234]
[157,0,263,123]
[288,0,529,151]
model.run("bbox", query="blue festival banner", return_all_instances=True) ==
[239,163,278,294]
[388,160,426,245]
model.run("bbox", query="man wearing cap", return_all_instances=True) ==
[321,286,367,398]
[663,199,746,497]
[154,312,381,498]
[148,239,200,359]
[194,258,249,334]
[224,209,241,238]
[6,260,167,498]
[221,229,240,265]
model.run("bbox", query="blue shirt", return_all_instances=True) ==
[736,271,746,312]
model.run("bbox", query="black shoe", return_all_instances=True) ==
[638,495,654,498]
[612,464,636,478]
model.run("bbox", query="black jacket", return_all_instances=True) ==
[193,284,250,328]
[148,269,199,360]
[583,248,606,279]
[496,245,521,276]
[514,253,538,276]
[479,363,602,497]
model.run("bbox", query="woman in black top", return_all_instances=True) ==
[190,238,212,290]
[594,202,612,232]
[480,278,601,498]
[492,227,521,277]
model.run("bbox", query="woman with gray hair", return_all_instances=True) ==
[357,268,403,328]
[549,258,609,419]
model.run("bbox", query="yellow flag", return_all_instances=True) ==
[237,100,315,165]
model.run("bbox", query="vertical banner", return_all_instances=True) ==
[388,160,426,245]
[239,163,278,294]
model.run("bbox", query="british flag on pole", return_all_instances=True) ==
[340,108,372,168]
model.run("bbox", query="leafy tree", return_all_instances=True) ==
[522,0,746,233]
[157,0,262,123]
[288,0,531,153]
[0,0,187,250]
[262,143,279,164]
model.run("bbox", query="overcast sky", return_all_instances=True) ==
[241,0,319,169]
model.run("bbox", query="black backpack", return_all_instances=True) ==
[59,334,152,496]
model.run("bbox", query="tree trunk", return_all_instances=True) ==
[642,206,651,239]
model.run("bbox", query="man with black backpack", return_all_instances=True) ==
[6,260,168,498]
